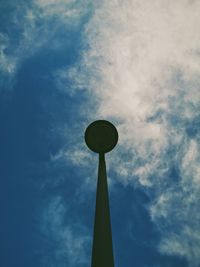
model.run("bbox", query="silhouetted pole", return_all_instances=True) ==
[85,120,118,267]
[92,152,114,267]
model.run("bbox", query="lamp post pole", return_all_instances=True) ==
[85,120,118,267]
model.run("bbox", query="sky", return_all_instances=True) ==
[0,0,200,266]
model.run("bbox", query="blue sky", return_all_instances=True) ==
[1,1,200,266]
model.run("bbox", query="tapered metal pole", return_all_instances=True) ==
[91,153,114,267]
[84,120,118,267]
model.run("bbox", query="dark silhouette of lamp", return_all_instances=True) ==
[85,120,118,267]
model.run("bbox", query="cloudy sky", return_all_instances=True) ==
[1,0,200,266]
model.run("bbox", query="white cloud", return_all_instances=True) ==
[40,196,90,267]
[149,181,200,266]
[69,0,200,265]
[33,0,85,25]
[69,0,200,175]
[181,139,200,186]
[0,33,16,75]
[0,0,90,87]
[159,227,200,267]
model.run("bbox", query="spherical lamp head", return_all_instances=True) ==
[85,120,118,154]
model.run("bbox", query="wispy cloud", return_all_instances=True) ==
[67,0,200,265]
[0,0,91,89]
[0,33,16,75]
[40,196,91,267]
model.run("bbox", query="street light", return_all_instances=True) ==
[85,120,118,267]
